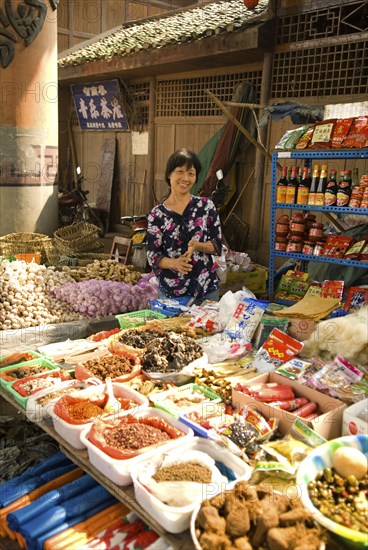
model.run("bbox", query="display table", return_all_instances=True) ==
[0,387,194,550]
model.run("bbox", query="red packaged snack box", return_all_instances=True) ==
[321,280,344,299]
[331,118,354,148]
[308,119,337,149]
[344,286,368,311]
[342,116,368,148]
[322,235,354,258]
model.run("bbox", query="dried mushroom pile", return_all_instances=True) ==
[61,259,141,284]
[0,260,83,330]
[195,481,326,550]
[142,332,203,373]
[117,328,164,350]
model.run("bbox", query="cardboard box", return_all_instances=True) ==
[342,398,368,436]
[232,372,346,439]
[287,318,317,341]
[221,266,268,295]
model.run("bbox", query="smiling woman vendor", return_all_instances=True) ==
[146,148,222,303]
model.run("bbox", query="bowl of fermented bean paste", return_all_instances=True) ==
[296,435,368,549]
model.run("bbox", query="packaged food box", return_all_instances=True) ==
[232,372,346,439]
[49,382,149,449]
[130,437,252,534]
[342,398,368,436]
[79,408,193,486]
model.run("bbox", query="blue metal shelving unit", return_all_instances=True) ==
[269,149,368,299]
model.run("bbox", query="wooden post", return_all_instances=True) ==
[146,77,156,213]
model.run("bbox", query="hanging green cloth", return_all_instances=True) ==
[191,127,224,196]
[198,81,257,198]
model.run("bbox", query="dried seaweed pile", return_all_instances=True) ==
[0,414,59,482]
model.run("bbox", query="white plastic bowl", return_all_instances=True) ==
[26,379,94,422]
[50,382,149,449]
[130,436,252,534]
[79,407,194,486]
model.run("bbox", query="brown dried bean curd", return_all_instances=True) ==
[105,423,170,450]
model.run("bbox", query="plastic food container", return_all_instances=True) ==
[142,354,208,386]
[0,358,58,386]
[4,369,72,408]
[25,379,96,422]
[130,437,253,534]
[79,407,194,486]
[50,382,149,450]
[150,383,222,419]
[0,350,43,369]
[115,309,166,330]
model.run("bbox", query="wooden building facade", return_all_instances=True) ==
[57,0,368,265]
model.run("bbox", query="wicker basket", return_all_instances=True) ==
[0,232,53,263]
[54,222,104,256]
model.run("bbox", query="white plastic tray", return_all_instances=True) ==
[142,353,208,385]
[79,407,194,486]
[130,436,252,534]
[50,382,149,449]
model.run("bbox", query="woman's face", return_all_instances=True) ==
[169,165,197,194]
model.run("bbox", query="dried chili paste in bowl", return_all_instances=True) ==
[88,414,186,459]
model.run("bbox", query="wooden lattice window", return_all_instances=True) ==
[122,81,150,128]
[156,72,262,117]
[277,1,368,45]
[272,41,368,98]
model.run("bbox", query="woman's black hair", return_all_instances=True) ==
[165,148,202,185]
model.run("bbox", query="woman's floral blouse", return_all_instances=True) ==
[147,196,222,299]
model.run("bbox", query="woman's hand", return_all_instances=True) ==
[185,239,216,257]
[174,255,193,274]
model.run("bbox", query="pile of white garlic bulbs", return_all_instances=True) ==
[0,260,85,330]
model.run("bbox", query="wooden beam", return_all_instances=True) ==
[224,101,265,109]
[205,89,282,170]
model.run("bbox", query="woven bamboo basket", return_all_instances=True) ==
[53,222,104,256]
[0,232,53,263]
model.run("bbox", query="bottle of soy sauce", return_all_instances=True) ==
[285,166,298,204]
[324,169,338,206]
[308,165,320,206]
[296,166,310,205]
[336,169,352,207]
[315,164,328,206]
[276,166,288,203]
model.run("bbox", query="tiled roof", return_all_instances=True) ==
[58,0,270,68]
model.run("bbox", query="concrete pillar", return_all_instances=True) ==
[0,0,59,236]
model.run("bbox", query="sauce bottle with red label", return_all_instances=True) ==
[324,169,338,206]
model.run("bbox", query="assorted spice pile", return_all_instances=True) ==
[78,355,136,380]
[153,462,212,483]
[64,400,105,422]
[0,365,51,382]
[105,423,171,451]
